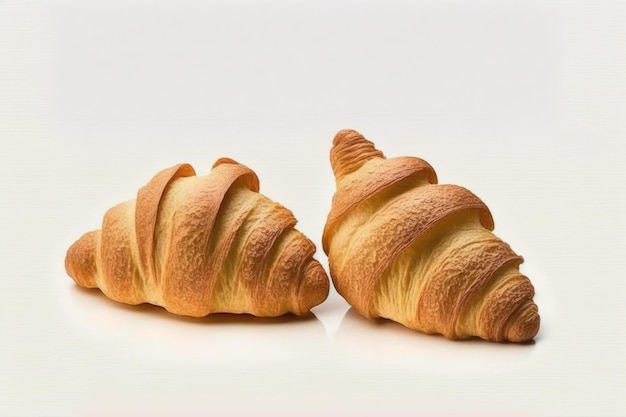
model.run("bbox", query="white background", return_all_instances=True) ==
[1,1,625,416]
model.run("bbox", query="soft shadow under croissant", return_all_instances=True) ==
[323,129,540,342]
[65,158,329,317]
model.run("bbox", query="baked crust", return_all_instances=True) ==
[323,129,539,342]
[65,158,329,317]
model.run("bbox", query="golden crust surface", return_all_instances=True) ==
[324,129,540,342]
[65,159,329,317]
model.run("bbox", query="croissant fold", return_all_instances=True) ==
[323,129,540,342]
[65,158,329,317]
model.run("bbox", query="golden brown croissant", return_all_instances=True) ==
[323,129,540,342]
[65,158,329,317]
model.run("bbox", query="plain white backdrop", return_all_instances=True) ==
[1,1,625,416]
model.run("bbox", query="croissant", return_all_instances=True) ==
[65,158,329,317]
[323,130,540,342]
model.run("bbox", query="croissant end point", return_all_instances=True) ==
[332,129,363,146]
[65,230,99,289]
[330,129,385,179]
[297,261,330,315]
[507,302,540,342]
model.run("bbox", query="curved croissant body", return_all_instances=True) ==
[323,130,540,342]
[65,158,329,317]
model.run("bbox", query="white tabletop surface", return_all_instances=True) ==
[1,1,625,416]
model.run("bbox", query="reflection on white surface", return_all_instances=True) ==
[335,308,537,375]
[64,283,329,366]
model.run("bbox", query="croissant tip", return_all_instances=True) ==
[65,230,99,289]
[333,129,363,145]
[506,302,540,342]
[330,129,384,179]
[297,261,330,314]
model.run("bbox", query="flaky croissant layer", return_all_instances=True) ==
[323,129,540,342]
[66,158,329,317]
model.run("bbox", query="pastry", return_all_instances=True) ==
[66,158,329,317]
[323,129,540,342]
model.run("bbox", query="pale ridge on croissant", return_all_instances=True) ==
[323,129,540,342]
[65,158,329,317]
